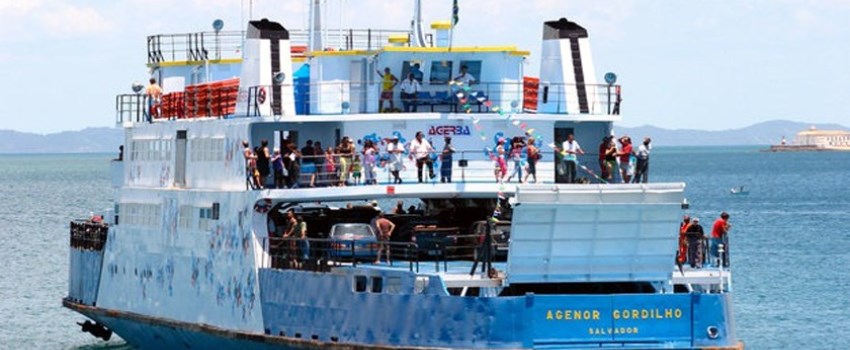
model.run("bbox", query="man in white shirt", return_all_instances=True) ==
[399,73,421,113]
[632,137,651,183]
[453,65,476,86]
[408,131,435,183]
[386,136,405,184]
[560,134,584,183]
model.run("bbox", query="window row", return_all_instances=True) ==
[190,138,225,162]
[130,139,173,162]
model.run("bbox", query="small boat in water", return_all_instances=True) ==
[730,186,749,195]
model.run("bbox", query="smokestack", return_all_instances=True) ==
[538,18,600,114]
[235,19,295,117]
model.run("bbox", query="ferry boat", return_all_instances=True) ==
[65,2,742,349]
[767,126,850,152]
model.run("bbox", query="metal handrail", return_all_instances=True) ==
[258,236,420,272]
[146,28,418,64]
[247,81,622,116]
[70,220,109,251]
[249,146,611,190]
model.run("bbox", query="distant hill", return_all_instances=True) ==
[2,120,848,153]
[0,127,122,154]
[615,120,850,146]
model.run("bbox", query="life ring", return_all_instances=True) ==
[257,87,267,104]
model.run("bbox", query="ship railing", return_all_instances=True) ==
[250,149,614,190]
[146,28,417,64]
[115,94,152,126]
[259,237,419,272]
[678,236,733,270]
[258,235,487,273]
[245,81,621,117]
[70,219,109,251]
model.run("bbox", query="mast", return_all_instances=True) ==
[411,0,427,47]
[308,0,323,51]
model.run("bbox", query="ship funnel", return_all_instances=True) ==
[538,18,600,114]
[235,19,295,117]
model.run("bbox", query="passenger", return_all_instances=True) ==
[301,140,316,187]
[374,213,396,264]
[313,141,324,186]
[283,210,298,268]
[287,143,301,188]
[337,137,354,186]
[410,62,424,82]
[685,217,705,268]
[296,215,309,267]
[256,139,271,188]
[271,148,285,189]
[677,215,691,268]
[710,212,731,267]
[243,140,261,189]
[597,136,610,180]
[376,67,399,112]
[440,136,456,183]
[561,134,583,183]
[399,73,421,112]
[612,85,622,115]
[617,136,633,183]
[506,137,525,183]
[145,78,162,122]
[409,131,435,183]
[116,145,124,161]
[524,137,540,184]
[362,140,378,185]
[387,136,405,184]
[453,65,476,86]
[602,136,617,183]
[393,200,406,214]
[351,155,362,185]
[632,137,651,184]
[324,147,337,186]
[494,138,508,183]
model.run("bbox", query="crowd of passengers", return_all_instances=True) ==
[241,131,654,189]
[241,130,551,189]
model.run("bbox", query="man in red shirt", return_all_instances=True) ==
[710,212,731,267]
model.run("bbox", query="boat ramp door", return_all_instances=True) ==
[506,184,685,285]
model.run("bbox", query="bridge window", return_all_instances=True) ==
[429,61,453,84]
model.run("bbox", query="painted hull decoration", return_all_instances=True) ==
[66,3,741,349]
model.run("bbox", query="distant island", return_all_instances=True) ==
[1,120,847,153]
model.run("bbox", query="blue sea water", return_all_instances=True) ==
[0,148,848,349]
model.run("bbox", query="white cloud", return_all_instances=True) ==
[0,0,42,16]
[37,4,114,37]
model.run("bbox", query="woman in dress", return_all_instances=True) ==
[337,137,354,186]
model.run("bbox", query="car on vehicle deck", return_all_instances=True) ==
[329,223,379,261]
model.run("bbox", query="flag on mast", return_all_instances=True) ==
[452,0,459,26]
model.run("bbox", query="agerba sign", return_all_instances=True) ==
[428,125,471,136]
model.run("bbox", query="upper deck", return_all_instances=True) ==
[118,16,621,126]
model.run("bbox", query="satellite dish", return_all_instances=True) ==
[131,82,144,93]
[212,19,224,33]
[273,72,286,85]
[604,72,617,86]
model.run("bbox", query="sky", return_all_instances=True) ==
[2,0,849,134]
